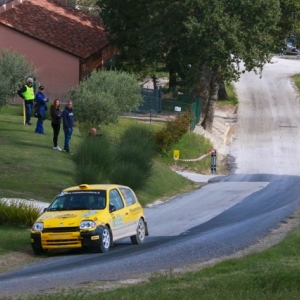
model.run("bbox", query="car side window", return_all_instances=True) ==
[119,188,137,206]
[109,189,124,211]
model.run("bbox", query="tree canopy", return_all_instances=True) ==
[98,0,292,131]
[68,70,143,131]
[72,0,100,16]
[0,49,35,109]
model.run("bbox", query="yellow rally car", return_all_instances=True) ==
[31,184,149,255]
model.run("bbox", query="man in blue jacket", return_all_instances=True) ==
[34,86,49,134]
[62,100,74,154]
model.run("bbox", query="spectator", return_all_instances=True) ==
[17,77,35,125]
[50,99,62,151]
[34,86,49,134]
[89,127,97,136]
[62,100,74,154]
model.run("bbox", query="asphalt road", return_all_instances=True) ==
[1,56,300,297]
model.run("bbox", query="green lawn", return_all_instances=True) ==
[0,105,207,204]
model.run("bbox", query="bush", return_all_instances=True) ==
[0,199,42,227]
[109,125,156,190]
[0,49,35,109]
[154,110,194,154]
[69,69,144,131]
[72,134,114,184]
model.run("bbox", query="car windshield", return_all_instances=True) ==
[47,190,106,211]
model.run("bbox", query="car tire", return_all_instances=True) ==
[99,226,110,253]
[130,218,146,245]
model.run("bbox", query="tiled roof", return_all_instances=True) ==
[0,0,108,59]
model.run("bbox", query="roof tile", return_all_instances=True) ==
[0,0,108,59]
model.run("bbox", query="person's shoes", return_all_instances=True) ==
[62,149,73,155]
[25,123,32,126]
[53,146,62,151]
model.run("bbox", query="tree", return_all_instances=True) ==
[68,70,143,131]
[98,0,282,131]
[0,49,35,109]
[278,0,300,39]
[98,0,156,78]
[70,0,100,16]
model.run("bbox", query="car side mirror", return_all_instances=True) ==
[43,207,48,213]
[109,204,116,213]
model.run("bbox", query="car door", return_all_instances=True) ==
[119,187,140,236]
[109,189,130,239]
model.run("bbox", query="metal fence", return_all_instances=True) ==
[132,87,201,131]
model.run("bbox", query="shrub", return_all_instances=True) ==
[154,110,194,154]
[109,125,156,190]
[69,69,144,132]
[72,134,114,184]
[0,49,35,109]
[0,199,42,227]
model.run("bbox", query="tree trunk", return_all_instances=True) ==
[201,71,219,132]
[218,80,228,100]
[192,64,220,132]
[169,67,177,90]
[152,75,157,90]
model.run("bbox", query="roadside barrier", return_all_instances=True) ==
[174,149,216,162]
[174,149,217,174]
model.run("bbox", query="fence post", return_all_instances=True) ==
[155,86,162,113]
[211,149,217,174]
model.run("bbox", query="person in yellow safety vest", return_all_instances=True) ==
[17,77,35,125]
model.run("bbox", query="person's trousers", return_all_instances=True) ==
[35,118,44,134]
[63,128,73,152]
[25,101,33,124]
[52,123,61,147]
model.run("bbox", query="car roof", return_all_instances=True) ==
[62,184,130,192]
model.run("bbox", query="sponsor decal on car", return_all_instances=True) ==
[113,218,123,227]
[82,210,98,217]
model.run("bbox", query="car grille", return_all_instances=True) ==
[43,227,79,233]
[45,239,80,246]
[41,231,82,247]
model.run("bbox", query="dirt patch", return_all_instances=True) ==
[0,249,43,275]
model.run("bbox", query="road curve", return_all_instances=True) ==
[1,57,300,297]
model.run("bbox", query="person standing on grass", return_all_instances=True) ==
[62,100,74,154]
[50,99,62,151]
[17,77,35,126]
[89,127,97,136]
[34,86,49,134]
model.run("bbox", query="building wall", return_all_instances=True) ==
[0,24,79,103]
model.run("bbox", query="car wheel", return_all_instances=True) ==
[99,226,110,253]
[130,218,145,245]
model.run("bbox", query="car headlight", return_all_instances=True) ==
[32,222,44,231]
[80,220,96,230]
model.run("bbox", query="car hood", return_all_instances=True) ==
[36,210,101,227]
